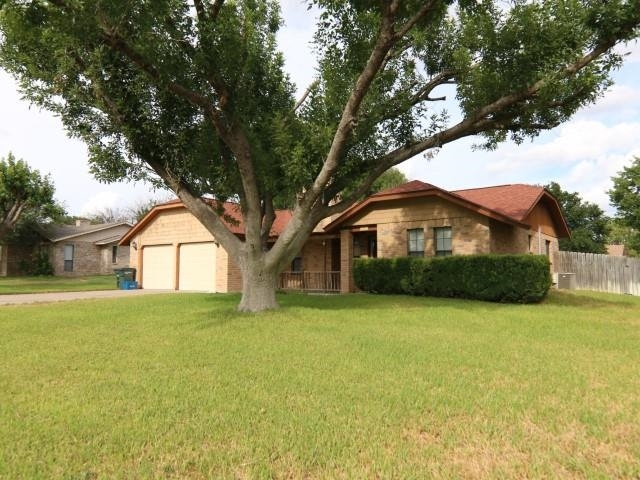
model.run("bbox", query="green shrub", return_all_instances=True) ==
[354,255,552,303]
[353,257,407,294]
[18,249,54,276]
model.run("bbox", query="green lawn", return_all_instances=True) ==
[0,274,116,294]
[1,290,639,479]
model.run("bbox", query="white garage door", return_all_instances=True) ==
[142,245,174,290]
[178,242,217,292]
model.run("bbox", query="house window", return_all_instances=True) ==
[112,245,118,264]
[434,227,452,256]
[291,256,302,272]
[545,240,551,257]
[64,244,74,272]
[353,236,361,257]
[407,228,425,257]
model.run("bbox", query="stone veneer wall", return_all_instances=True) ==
[51,242,102,276]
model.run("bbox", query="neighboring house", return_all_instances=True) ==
[38,220,133,276]
[0,219,132,277]
[606,244,627,257]
[120,180,570,293]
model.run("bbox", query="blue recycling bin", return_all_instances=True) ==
[114,268,137,289]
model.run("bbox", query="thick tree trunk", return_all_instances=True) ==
[238,257,280,312]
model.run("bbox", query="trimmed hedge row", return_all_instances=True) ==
[353,254,552,303]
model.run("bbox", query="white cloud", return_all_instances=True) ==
[576,84,640,121]
[79,191,125,217]
[563,150,640,214]
[278,2,318,95]
[486,120,640,173]
[616,39,640,63]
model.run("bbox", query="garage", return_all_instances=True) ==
[141,245,174,289]
[178,242,217,292]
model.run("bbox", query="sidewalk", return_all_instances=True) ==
[0,289,175,306]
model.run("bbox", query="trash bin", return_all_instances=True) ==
[114,268,137,289]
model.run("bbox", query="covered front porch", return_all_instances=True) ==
[277,229,377,294]
[279,270,341,293]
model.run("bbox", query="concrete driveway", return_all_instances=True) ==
[0,289,176,306]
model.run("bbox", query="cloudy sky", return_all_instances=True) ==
[1,1,639,217]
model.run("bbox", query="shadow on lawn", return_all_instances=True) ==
[278,289,638,312]
[184,289,637,330]
[543,289,639,309]
[276,291,506,312]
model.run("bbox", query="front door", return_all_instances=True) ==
[353,232,377,258]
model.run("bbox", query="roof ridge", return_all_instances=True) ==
[452,183,541,193]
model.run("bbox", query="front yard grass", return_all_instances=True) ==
[0,274,116,294]
[0,290,639,479]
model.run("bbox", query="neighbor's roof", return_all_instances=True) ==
[119,198,293,245]
[37,222,133,243]
[325,180,570,237]
[606,244,627,257]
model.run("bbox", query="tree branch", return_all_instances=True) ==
[394,0,442,40]
[193,0,207,23]
[300,2,448,217]
[211,0,225,21]
[300,6,399,212]
[193,0,225,23]
[96,22,263,233]
[293,80,319,113]
[64,46,244,256]
[146,157,242,255]
[361,69,456,125]
[0,200,27,234]
[260,193,276,245]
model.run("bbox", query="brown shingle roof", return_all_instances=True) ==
[373,181,546,222]
[371,180,439,196]
[37,222,133,243]
[452,184,544,222]
[324,180,570,238]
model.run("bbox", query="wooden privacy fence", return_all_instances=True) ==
[279,271,341,293]
[554,251,640,295]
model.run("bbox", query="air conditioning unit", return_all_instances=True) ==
[557,272,576,290]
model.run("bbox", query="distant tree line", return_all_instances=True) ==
[545,155,640,256]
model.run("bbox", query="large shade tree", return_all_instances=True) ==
[0,152,64,240]
[1,1,639,311]
[609,156,640,231]
[545,182,610,253]
[608,156,640,255]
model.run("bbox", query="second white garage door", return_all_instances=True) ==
[178,242,217,292]
[142,245,174,290]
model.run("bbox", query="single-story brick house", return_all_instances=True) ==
[119,180,570,293]
[0,220,132,277]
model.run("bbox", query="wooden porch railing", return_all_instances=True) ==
[279,271,341,293]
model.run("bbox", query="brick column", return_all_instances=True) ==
[340,229,353,293]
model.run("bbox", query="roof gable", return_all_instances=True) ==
[325,181,531,232]
[38,222,133,243]
[452,184,544,222]
[325,181,570,237]
[454,184,570,238]
[119,199,293,245]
